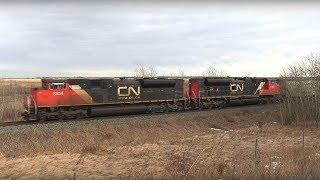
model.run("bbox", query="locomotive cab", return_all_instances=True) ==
[258,79,281,96]
[23,79,69,118]
[23,78,94,121]
[27,79,92,107]
[41,79,70,90]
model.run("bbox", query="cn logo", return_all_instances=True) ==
[230,84,244,92]
[118,86,141,97]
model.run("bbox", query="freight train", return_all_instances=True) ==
[22,77,281,121]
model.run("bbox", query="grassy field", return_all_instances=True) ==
[0,79,41,122]
[0,105,320,179]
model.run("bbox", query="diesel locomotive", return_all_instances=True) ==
[22,77,280,121]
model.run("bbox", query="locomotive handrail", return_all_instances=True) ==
[31,95,37,116]
[27,95,31,115]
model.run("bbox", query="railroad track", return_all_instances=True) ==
[0,103,275,128]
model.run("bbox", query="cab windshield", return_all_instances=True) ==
[50,83,66,89]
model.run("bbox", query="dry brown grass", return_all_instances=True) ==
[1,106,320,179]
[0,79,41,122]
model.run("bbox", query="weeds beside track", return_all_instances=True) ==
[0,79,41,122]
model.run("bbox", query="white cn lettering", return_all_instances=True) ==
[230,84,244,92]
[118,86,141,97]
[53,92,64,96]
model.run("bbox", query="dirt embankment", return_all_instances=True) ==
[0,105,320,179]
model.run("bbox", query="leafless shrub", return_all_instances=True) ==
[81,144,99,154]
[202,64,228,77]
[134,64,157,78]
[279,53,320,127]
[202,64,218,77]
[165,152,191,177]
[178,69,185,76]
[168,69,186,77]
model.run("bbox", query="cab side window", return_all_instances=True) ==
[42,83,48,89]
[270,80,277,84]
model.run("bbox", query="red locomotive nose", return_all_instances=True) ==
[23,87,37,113]
[22,94,33,120]
[259,79,281,96]
[24,95,35,107]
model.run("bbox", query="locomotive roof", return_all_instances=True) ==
[41,77,182,83]
[41,79,67,83]
[41,76,281,83]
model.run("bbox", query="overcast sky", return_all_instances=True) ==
[1,1,320,78]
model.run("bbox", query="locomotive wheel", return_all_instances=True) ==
[37,113,47,121]
[23,112,30,122]
[160,103,169,113]
[219,102,227,108]
[147,105,155,114]
[176,102,184,111]
[57,113,65,120]
[169,104,178,112]
[198,101,204,110]
[150,107,156,114]
[76,112,85,119]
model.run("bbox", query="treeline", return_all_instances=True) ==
[280,53,320,127]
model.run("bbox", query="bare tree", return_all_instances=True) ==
[218,69,229,77]
[134,64,157,78]
[280,61,308,77]
[148,65,157,77]
[279,52,320,127]
[241,72,253,77]
[281,53,320,77]
[178,69,185,77]
[306,53,320,77]
[202,64,227,77]
[168,69,186,77]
